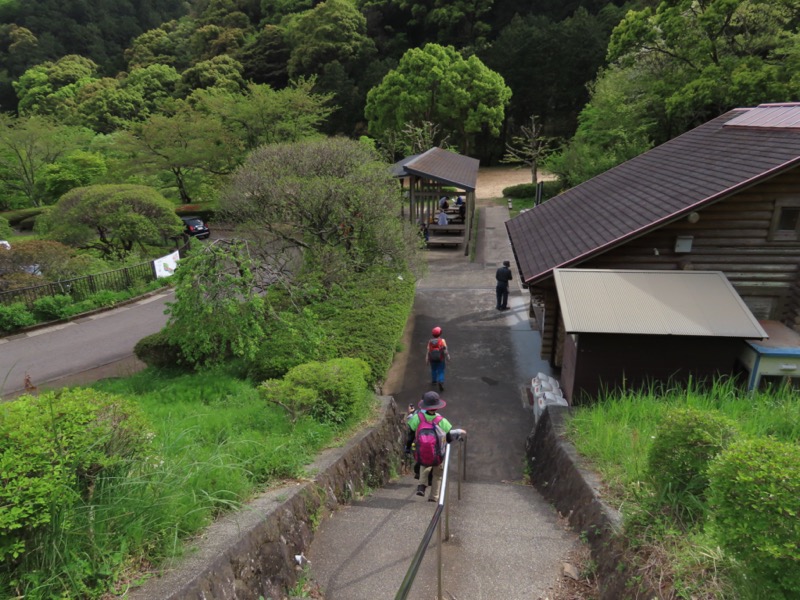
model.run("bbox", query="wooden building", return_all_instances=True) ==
[392,148,479,254]
[507,103,800,369]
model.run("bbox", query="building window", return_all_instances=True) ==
[769,199,800,241]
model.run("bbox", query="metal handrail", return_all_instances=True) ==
[395,437,467,600]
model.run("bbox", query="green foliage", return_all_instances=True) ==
[247,308,330,382]
[708,438,800,596]
[646,407,738,523]
[0,215,11,239]
[0,388,151,563]
[175,204,216,223]
[2,207,44,227]
[41,150,108,203]
[365,43,511,153]
[166,240,267,367]
[13,55,99,117]
[31,293,72,321]
[134,328,186,369]
[502,183,538,198]
[0,301,35,332]
[223,137,423,286]
[283,357,372,424]
[314,267,416,386]
[258,377,320,423]
[38,183,183,259]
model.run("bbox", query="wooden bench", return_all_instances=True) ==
[428,223,466,234]
[427,235,464,247]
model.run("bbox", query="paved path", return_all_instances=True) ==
[0,291,172,398]
[307,206,578,599]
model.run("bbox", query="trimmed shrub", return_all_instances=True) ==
[258,378,320,423]
[16,215,38,231]
[32,294,73,321]
[284,358,371,424]
[0,216,11,239]
[502,183,537,198]
[0,388,152,562]
[708,438,800,596]
[646,407,738,521]
[0,302,36,333]
[134,329,186,369]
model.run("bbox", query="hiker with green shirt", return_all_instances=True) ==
[405,391,466,502]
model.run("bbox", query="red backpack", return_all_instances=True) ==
[428,338,444,362]
[414,412,446,467]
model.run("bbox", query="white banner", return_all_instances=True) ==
[153,250,180,278]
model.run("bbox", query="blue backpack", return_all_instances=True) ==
[415,413,445,467]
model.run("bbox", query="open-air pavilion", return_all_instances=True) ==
[391,147,479,254]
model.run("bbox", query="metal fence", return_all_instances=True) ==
[0,262,158,307]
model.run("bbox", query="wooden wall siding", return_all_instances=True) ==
[568,334,744,403]
[582,167,800,326]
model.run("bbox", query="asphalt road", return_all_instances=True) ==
[0,290,172,398]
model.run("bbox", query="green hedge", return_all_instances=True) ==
[502,180,564,201]
[708,438,800,596]
[0,302,36,333]
[1,208,45,228]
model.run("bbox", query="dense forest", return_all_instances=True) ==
[1,0,799,206]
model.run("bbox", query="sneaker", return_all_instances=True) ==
[416,484,426,496]
[438,382,444,392]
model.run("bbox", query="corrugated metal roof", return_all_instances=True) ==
[507,103,800,284]
[397,147,480,191]
[553,269,767,338]
[724,103,800,129]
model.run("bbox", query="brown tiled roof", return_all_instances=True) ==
[392,147,479,191]
[507,104,800,284]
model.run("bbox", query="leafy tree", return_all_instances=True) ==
[165,240,267,366]
[0,24,42,109]
[124,20,194,71]
[236,24,291,87]
[0,239,107,283]
[0,114,93,208]
[122,63,181,113]
[220,137,423,289]
[38,184,183,259]
[41,150,108,202]
[13,54,99,118]
[73,77,148,133]
[192,79,333,151]
[284,0,379,134]
[365,43,511,154]
[177,55,247,97]
[117,104,241,203]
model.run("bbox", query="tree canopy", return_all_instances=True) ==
[220,137,423,288]
[365,43,511,154]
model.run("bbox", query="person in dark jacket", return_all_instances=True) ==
[495,260,513,310]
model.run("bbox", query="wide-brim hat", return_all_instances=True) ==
[419,391,446,411]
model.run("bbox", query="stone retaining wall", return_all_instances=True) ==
[527,406,660,599]
[127,396,405,600]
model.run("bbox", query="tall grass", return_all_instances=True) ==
[566,378,800,598]
[4,369,372,599]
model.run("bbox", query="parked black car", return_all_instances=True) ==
[181,216,210,239]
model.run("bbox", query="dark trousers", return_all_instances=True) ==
[496,284,509,309]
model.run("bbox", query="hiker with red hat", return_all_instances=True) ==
[405,391,466,502]
[426,326,450,391]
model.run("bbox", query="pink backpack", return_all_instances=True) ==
[415,413,445,467]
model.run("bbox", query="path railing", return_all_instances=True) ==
[395,436,468,600]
